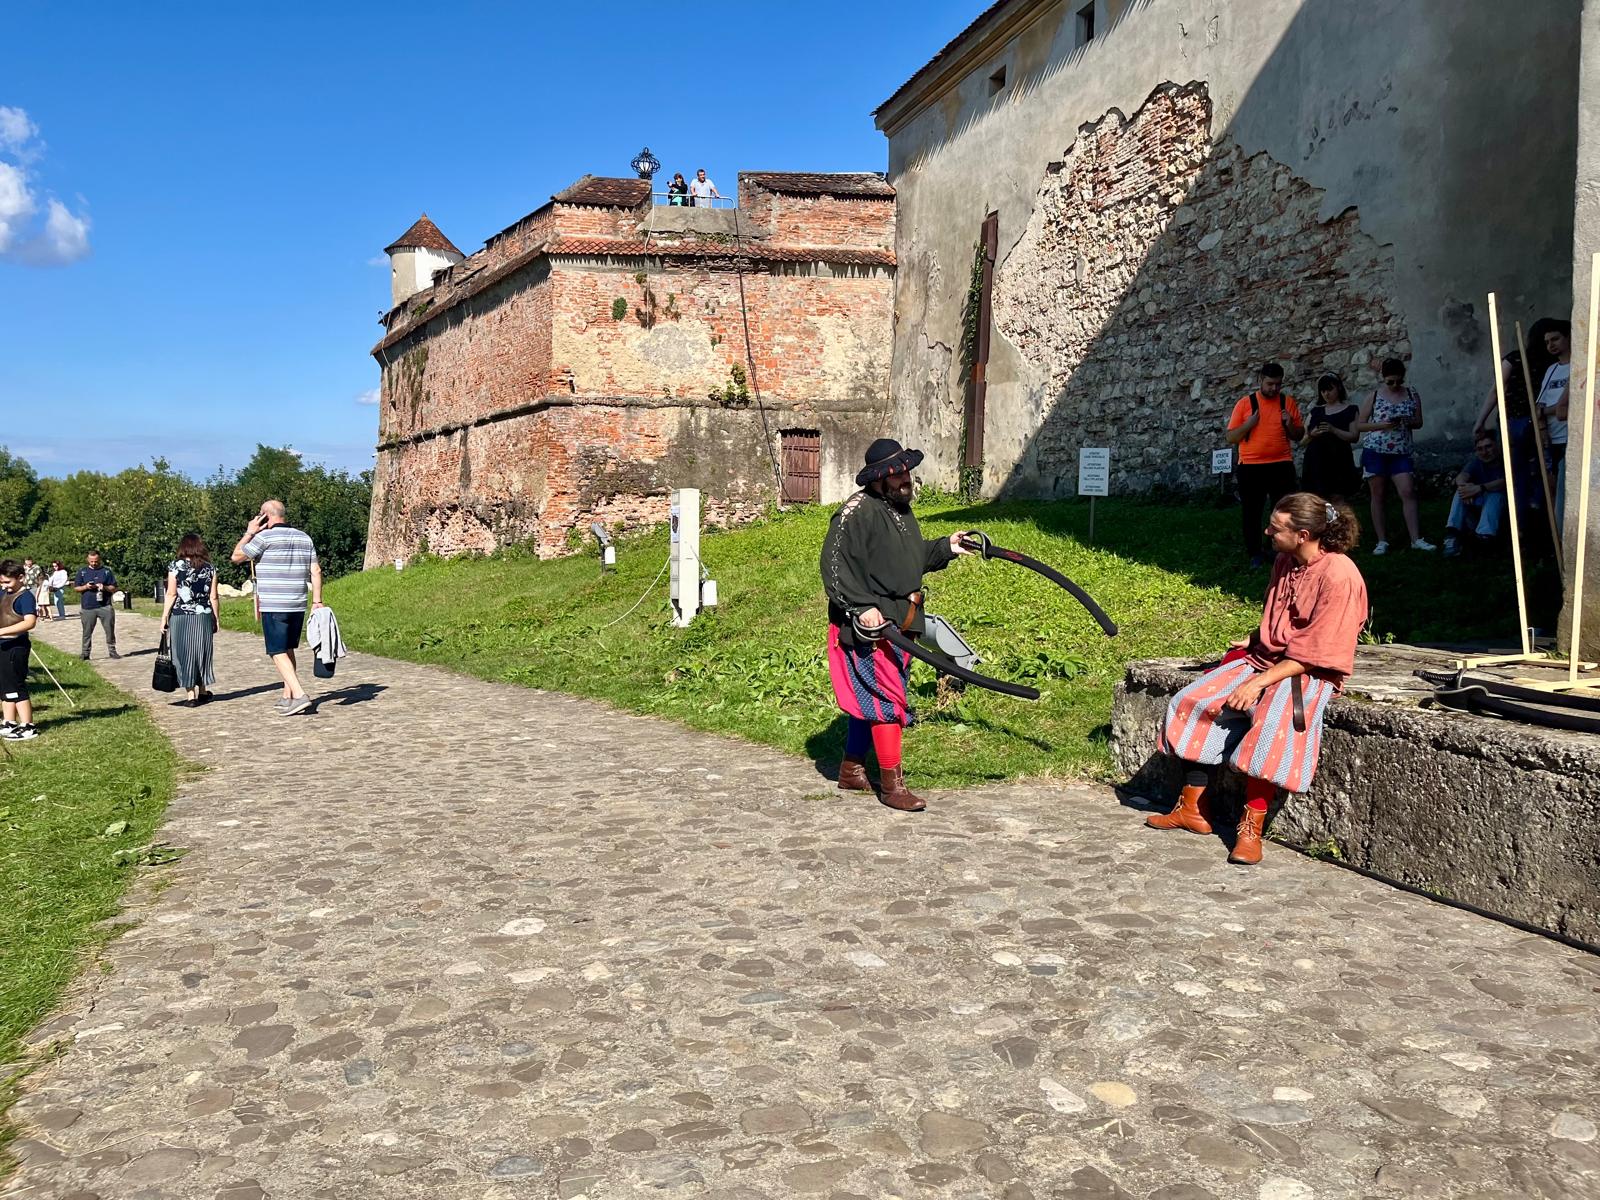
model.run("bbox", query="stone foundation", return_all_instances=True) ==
[1111,653,1600,943]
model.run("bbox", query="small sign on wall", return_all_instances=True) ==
[1078,448,1110,497]
[1211,448,1234,474]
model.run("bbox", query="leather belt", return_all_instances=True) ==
[899,591,923,632]
[1290,674,1307,733]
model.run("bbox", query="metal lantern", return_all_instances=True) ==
[630,146,661,180]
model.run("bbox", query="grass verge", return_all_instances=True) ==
[0,644,182,1171]
[219,493,1546,787]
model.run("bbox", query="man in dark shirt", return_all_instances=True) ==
[1445,432,1508,556]
[820,438,971,812]
[75,550,120,660]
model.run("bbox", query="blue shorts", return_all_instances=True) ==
[261,611,305,656]
[1361,449,1415,478]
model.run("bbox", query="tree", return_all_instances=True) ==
[0,449,43,551]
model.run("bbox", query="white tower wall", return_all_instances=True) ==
[390,245,463,307]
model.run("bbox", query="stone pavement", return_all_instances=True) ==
[6,613,1600,1200]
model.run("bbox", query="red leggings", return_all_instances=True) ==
[845,717,903,769]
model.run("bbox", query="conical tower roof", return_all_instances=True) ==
[384,213,463,257]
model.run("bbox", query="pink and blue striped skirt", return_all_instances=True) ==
[1159,656,1337,792]
[827,623,912,726]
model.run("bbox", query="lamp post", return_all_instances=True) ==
[631,147,660,181]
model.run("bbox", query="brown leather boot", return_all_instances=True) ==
[878,765,926,812]
[837,756,870,792]
[1145,785,1213,834]
[1229,806,1266,865]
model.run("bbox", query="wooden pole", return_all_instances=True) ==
[1569,252,1600,683]
[1515,320,1563,568]
[1488,293,1533,656]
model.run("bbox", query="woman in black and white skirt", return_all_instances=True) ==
[159,534,219,705]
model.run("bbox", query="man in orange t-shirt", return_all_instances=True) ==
[1226,362,1303,565]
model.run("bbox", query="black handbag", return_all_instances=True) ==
[152,632,179,693]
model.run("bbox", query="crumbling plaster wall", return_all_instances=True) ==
[882,0,1580,494]
[993,82,1405,494]
[551,264,893,421]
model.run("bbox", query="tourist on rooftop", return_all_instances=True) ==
[1299,373,1361,503]
[1356,358,1435,554]
[1444,431,1507,557]
[1147,493,1368,865]
[689,168,720,207]
[666,172,689,206]
[1225,362,1303,568]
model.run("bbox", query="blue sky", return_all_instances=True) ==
[1,1,974,480]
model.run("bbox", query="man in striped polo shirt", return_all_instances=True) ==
[231,499,323,716]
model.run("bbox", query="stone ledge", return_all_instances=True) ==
[1110,654,1600,943]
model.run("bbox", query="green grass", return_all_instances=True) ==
[0,646,183,1167]
[221,493,1549,787]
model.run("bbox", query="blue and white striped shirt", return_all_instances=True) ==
[242,525,318,613]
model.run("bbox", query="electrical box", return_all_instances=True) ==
[669,488,701,627]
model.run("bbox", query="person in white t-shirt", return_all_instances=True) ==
[689,168,720,208]
[1536,321,1572,526]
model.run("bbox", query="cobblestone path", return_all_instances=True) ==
[7,613,1600,1200]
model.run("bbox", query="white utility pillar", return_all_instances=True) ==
[669,488,701,627]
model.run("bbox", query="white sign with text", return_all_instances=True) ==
[1211,448,1234,474]
[1078,447,1110,497]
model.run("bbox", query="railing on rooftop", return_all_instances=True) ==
[650,192,737,209]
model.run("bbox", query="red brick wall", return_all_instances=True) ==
[379,267,555,443]
[552,264,892,409]
[742,190,895,249]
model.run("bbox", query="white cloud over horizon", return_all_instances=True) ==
[355,387,380,406]
[0,105,91,266]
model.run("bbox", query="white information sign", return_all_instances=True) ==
[1078,448,1110,497]
[1211,448,1234,474]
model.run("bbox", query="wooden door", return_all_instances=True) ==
[781,429,821,503]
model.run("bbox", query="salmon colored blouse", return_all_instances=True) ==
[1247,551,1369,689]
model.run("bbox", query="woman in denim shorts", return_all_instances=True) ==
[1356,358,1436,555]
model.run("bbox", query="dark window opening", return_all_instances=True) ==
[988,65,1007,96]
[1075,1,1096,46]
[780,429,821,504]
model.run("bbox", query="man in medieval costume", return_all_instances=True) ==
[820,438,971,812]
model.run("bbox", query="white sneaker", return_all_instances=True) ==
[1412,538,1437,552]
[1372,541,1389,556]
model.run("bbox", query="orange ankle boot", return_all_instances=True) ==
[1229,806,1266,864]
[1145,785,1213,834]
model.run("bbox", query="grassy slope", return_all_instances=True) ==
[1,645,182,1164]
[222,494,1547,787]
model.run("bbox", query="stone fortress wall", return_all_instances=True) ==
[876,0,1583,498]
[365,176,896,566]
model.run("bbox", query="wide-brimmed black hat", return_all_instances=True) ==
[856,438,925,486]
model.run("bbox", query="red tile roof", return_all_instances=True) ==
[741,171,895,198]
[383,213,463,257]
[552,176,651,208]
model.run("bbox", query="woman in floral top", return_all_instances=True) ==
[159,534,220,705]
[1356,357,1436,555]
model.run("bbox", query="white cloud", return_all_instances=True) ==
[355,387,381,406]
[0,106,40,158]
[16,197,91,265]
[0,161,35,251]
[366,254,388,267]
[0,106,90,266]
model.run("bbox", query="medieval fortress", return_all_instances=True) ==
[366,0,1592,566]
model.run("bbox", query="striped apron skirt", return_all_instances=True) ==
[1158,654,1337,792]
[827,623,912,726]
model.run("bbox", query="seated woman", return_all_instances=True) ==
[1146,492,1369,864]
